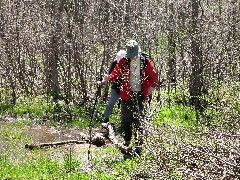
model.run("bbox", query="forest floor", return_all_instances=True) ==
[0,116,130,179]
[0,116,122,159]
[1,114,240,179]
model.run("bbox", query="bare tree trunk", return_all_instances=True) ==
[189,0,203,111]
[167,3,177,88]
[73,0,88,103]
[45,1,64,102]
[97,1,112,99]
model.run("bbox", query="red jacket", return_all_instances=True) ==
[109,56,157,102]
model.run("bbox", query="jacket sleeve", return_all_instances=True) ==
[145,59,157,88]
[109,58,123,82]
[108,60,117,74]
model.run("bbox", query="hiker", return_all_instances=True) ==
[98,50,127,123]
[102,40,157,147]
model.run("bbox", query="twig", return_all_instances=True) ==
[191,144,240,169]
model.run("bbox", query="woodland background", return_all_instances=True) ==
[0,0,240,179]
[0,0,238,108]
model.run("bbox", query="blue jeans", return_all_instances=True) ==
[104,88,120,119]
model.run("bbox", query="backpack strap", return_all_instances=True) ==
[140,53,149,70]
[121,57,130,75]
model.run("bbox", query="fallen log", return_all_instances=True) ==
[25,123,142,155]
[25,140,87,150]
[102,122,142,156]
[25,132,107,149]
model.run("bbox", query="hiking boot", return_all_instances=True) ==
[101,122,110,129]
[104,118,109,123]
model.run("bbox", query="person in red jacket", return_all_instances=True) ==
[103,40,157,147]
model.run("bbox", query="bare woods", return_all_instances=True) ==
[0,0,239,178]
[0,0,239,108]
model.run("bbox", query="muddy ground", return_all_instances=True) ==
[0,116,124,166]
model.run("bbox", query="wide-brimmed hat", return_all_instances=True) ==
[126,40,139,59]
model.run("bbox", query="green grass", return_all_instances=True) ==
[154,104,198,129]
[0,95,54,119]
[0,86,239,179]
[0,156,63,179]
[0,139,143,179]
[0,95,94,128]
[0,119,150,179]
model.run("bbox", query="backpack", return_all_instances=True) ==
[121,52,154,72]
[140,52,153,70]
[140,52,155,104]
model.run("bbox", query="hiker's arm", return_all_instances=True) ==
[146,59,157,88]
[97,74,109,85]
[108,61,117,74]
[97,65,121,85]
[97,61,118,85]
[99,58,123,84]
[109,58,123,83]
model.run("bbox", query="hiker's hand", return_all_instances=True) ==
[148,86,154,95]
[97,81,103,85]
[103,74,109,83]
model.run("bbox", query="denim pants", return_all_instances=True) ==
[104,88,120,119]
[121,91,144,145]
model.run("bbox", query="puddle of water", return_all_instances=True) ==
[0,119,113,153]
[23,125,88,144]
[0,119,121,168]
[0,119,89,148]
